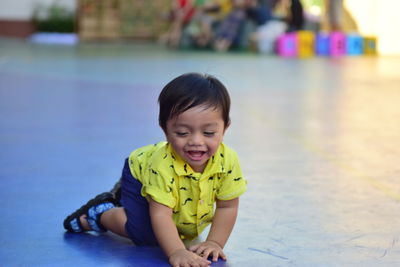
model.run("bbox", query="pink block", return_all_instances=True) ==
[277,33,298,57]
[329,32,346,56]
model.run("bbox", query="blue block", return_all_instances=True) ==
[316,33,330,56]
[346,34,363,55]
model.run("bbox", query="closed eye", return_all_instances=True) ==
[204,132,215,136]
[176,132,188,137]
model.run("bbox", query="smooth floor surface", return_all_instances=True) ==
[1,38,400,266]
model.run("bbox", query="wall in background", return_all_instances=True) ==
[0,0,75,20]
[0,0,75,37]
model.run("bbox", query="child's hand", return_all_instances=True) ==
[169,248,211,267]
[189,240,227,262]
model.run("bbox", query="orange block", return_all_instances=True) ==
[364,36,377,55]
[297,31,315,58]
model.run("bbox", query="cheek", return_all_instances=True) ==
[209,136,223,150]
[169,137,184,150]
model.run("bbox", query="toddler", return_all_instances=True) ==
[63,73,247,267]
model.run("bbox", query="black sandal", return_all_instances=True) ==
[109,179,122,206]
[63,192,117,233]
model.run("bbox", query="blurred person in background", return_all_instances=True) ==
[184,0,233,48]
[325,0,342,31]
[160,0,196,48]
[247,0,287,53]
[321,0,357,32]
[273,0,304,31]
[212,0,251,52]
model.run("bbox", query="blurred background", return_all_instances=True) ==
[0,0,399,55]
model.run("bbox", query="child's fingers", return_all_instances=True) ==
[169,250,210,267]
[196,247,207,256]
[210,250,226,262]
[191,245,208,257]
[196,256,211,267]
[199,248,213,260]
[210,251,219,262]
[189,242,227,262]
[194,251,211,265]
[219,250,227,261]
[189,244,200,252]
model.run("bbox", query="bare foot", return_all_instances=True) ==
[79,215,91,231]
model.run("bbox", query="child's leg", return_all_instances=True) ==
[64,192,117,233]
[119,159,158,246]
[100,207,128,237]
[64,158,158,245]
[76,207,128,238]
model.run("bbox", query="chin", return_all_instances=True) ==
[187,159,207,171]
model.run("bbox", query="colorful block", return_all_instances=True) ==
[330,32,346,56]
[346,34,363,55]
[364,36,377,55]
[276,31,377,58]
[297,31,315,58]
[316,33,330,56]
[277,33,298,58]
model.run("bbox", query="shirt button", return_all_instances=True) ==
[199,200,204,205]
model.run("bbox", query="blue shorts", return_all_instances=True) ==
[120,159,158,246]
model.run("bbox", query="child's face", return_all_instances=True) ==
[165,105,228,173]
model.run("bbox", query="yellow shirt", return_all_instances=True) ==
[128,141,247,239]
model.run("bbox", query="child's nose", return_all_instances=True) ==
[188,133,203,146]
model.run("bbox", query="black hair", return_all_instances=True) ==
[158,73,231,131]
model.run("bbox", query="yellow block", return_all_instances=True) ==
[297,31,315,58]
[364,36,377,55]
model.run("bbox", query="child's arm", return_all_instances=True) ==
[189,198,239,262]
[149,199,211,267]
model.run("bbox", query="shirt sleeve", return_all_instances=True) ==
[216,152,247,200]
[140,169,176,209]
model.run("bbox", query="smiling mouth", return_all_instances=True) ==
[186,150,206,161]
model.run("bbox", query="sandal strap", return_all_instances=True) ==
[69,218,84,232]
[63,205,87,232]
[110,180,122,206]
[64,192,117,233]
[86,202,116,232]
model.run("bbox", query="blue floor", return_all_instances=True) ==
[1,38,400,266]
